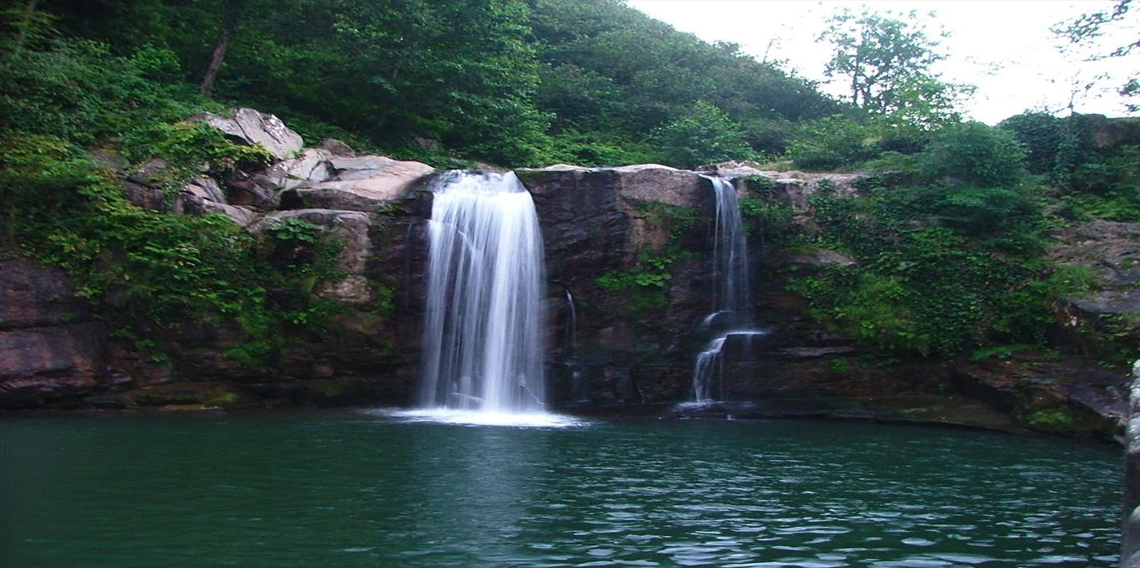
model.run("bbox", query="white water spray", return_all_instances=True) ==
[417,171,548,415]
[692,176,761,403]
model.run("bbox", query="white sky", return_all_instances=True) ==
[627,0,1139,124]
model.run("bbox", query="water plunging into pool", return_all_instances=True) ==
[412,171,563,426]
[691,176,764,403]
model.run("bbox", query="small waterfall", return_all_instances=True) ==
[710,177,750,324]
[692,337,727,402]
[418,171,547,414]
[691,176,761,404]
[563,288,577,356]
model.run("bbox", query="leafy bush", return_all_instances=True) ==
[918,122,1025,187]
[0,32,348,369]
[999,112,1067,175]
[0,37,207,149]
[786,115,881,170]
[652,101,758,169]
[787,173,1055,357]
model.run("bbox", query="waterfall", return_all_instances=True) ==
[691,176,762,403]
[418,171,547,414]
[692,337,727,402]
[710,177,750,324]
[563,288,577,356]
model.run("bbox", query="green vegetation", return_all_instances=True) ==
[595,203,696,316]
[0,0,1135,373]
[14,0,836,168]
[0,13,351,368]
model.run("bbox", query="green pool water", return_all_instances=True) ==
[0,411,1122,567]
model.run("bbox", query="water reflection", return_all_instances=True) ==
[0,414,1122,568]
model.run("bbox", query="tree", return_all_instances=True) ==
[1053,0,1140,111]
[819,8,970,124]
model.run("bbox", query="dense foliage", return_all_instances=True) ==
[0,23,352,367]
[0,0,1135,372]
[21,0,836,168]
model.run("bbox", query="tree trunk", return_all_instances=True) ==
[200,24,232,97]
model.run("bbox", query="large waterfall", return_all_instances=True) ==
[691,176,761,403]
[417,171,548,416]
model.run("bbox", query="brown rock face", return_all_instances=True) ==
[251,209,377,305]
[0,259,104,408]
[518,165,716,405]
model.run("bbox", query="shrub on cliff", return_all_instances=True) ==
[652,101,758,169]
[918,122,1026,187]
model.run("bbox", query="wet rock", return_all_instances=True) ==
[197,108,304,160]
[952,358,1127,438]
[0,259,105,409]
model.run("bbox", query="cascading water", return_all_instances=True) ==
[692,337,727,402]
[691,176,763,403]
[710,177,751,324]
[416,171,549,418]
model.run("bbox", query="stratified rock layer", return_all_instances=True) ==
[1,111,1132,442]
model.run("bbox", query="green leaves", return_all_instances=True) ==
[820,7,970,123]
[652,101,757,169]
[789,169,1053,358]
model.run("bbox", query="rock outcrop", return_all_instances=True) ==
[197,108,304,160]
[4,109,1132,440]
[279,155,435,213]
[0,259,104,408]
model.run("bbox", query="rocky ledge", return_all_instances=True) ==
[1,108,1135,443]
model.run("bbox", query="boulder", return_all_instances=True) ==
[251,209,376,305]
[280,156,434,213]
[182,176,226,203]
[320,138,356,157]
[122,158,172,211]
[170,177,255,226]
[198,108,304,160]
[261,148,335,192]
[174,196,255,227]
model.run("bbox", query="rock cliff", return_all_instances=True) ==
[1,109,1134,440]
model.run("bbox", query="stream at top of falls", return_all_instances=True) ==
[0,412,1121,568]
